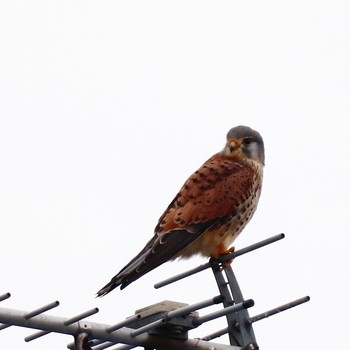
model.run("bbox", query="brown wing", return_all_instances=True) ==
[156,153,256,234]
[97,153,257,295]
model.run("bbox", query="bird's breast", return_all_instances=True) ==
[177,160,263,259]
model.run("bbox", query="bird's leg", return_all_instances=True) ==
[211,244,235,268]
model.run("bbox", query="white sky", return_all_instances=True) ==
[0,1,349,349]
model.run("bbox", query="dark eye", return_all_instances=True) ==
[243,137,253,145]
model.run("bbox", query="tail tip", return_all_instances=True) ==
[96,282,116,297]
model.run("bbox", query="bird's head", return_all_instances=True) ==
[224,125,265,165]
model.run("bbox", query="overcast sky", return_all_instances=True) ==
[0,1,349,349]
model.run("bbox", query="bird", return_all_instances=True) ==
[97,125,264,296]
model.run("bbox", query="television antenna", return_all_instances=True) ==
[0,233,309,349]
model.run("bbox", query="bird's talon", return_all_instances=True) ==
[212,244,235,259]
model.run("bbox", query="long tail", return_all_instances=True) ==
[96,235,157,296]
[96,229,202,297]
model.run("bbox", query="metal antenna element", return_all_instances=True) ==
[200,327,229,341]
[66,308,100,326]
[247,296,311,324]
[193,299,254,326]
[0,293,11,302]
[25,301,60,319]
[0,293,11,330]
[107,314,142,333]
[154,233,285,289]
[0,233,309,350]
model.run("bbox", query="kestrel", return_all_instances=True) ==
[97,125,264,296]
